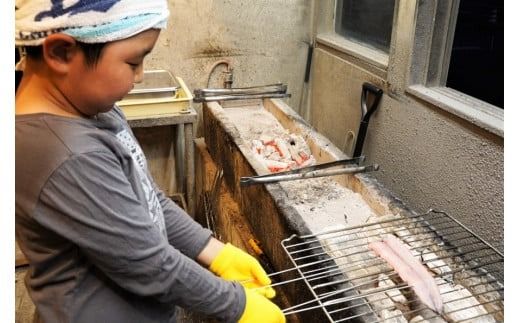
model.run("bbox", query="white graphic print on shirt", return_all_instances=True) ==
[116,129,167,237]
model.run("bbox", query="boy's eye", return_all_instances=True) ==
[127,62,140,69]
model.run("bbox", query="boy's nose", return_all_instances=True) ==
[133,64,144,83]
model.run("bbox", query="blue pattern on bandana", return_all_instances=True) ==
[35,0,121,21]
[63,13,160,39]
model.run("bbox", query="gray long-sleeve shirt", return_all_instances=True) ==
[15,107,245,323]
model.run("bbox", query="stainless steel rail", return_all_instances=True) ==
[240,156,378,186]
[193,83,291,102]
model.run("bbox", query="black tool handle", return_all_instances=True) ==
[353,83,383,158]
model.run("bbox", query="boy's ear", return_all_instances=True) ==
[41,34,79,74]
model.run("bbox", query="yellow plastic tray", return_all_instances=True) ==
[118,76,193,119]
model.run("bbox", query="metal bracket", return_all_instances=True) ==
[193,83,291,103]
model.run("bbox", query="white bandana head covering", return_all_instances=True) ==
[15,0,170,46]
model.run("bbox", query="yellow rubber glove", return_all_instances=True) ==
[209,243,276,298]
[239,288,286,323]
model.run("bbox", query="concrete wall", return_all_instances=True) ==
[145,0,312,135]
[309,2,504,252]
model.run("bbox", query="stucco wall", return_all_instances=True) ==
[310,48,504,252]
[145,0,311,136]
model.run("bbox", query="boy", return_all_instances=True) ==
[15,1,285,322]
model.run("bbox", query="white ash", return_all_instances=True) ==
[409,316,429,323]
[224,106,314,172]
[380,309,408,323]
[224,106,287,142]
[437,278,496,322]
[378,274,407,304]
[280,177,378,232]
[223,105,377,229]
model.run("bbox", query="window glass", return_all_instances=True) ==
[335,0,396,52]
[446,0,503,108]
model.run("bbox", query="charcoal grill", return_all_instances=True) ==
[200,98,503,322]
[269,209,503,322]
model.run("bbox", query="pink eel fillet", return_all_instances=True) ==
[369,235,444,314]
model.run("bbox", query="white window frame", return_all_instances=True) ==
[406,0,503,137]
[314,0,395,78]
[313,0,503,137]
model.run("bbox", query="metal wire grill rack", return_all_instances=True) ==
[279,209,504,322]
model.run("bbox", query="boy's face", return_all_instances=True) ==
[66,29,161,116]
